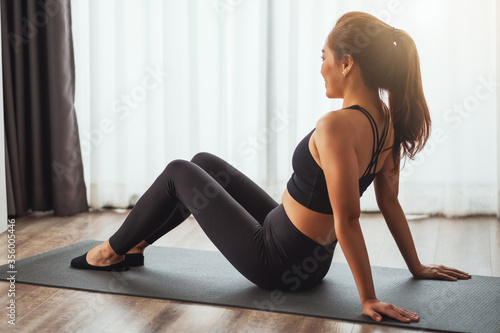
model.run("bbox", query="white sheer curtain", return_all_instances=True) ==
[71,0,499,217]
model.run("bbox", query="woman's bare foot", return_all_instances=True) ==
[86,240,125,266]
[126,240,149,255]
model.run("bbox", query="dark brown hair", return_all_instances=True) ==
[328,12,431,168]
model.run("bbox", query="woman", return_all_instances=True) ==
[71,12,471,323]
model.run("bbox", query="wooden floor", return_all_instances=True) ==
[0,210,498,332]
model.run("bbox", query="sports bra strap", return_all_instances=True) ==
[347,105,389,177]
[371,113,390,173]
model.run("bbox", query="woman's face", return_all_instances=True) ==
[320,40,343,99]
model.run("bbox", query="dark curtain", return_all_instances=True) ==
[1,0,88,216]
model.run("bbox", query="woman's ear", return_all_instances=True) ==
[341,55,354,76]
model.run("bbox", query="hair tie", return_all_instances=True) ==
[392,27,399,46]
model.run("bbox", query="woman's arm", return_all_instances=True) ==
[315,115,374,301]
[374,157,422,275]
[315,114,418,323]
[374,154,471,280]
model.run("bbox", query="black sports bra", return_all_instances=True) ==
[286,105,389,214]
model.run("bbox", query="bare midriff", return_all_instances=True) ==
[282,188,337,246]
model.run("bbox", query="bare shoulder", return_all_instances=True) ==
[315,109,356,144]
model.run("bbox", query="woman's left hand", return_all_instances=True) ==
[413,264,471,281]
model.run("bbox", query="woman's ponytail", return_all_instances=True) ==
[388,30,431,166]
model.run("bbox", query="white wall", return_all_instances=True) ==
[0,5,7,233]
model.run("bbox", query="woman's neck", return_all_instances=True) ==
[341,74,381,111]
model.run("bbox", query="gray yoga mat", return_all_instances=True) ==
[1,240,499,333]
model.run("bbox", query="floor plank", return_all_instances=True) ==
[211,308,306,333]
[490,219,500,276]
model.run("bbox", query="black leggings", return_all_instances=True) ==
[109,152,336,291]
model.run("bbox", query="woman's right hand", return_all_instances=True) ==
[362,298,420,323]
[412,264,471,281]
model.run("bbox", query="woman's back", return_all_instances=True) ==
[283,101,394,246]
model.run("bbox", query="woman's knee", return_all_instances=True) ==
[191,152,239,177]
[164,159,194,178]
[190,152,237,188]
[190,152,215,167]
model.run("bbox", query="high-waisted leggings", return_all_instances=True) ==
[109,152,336,291]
